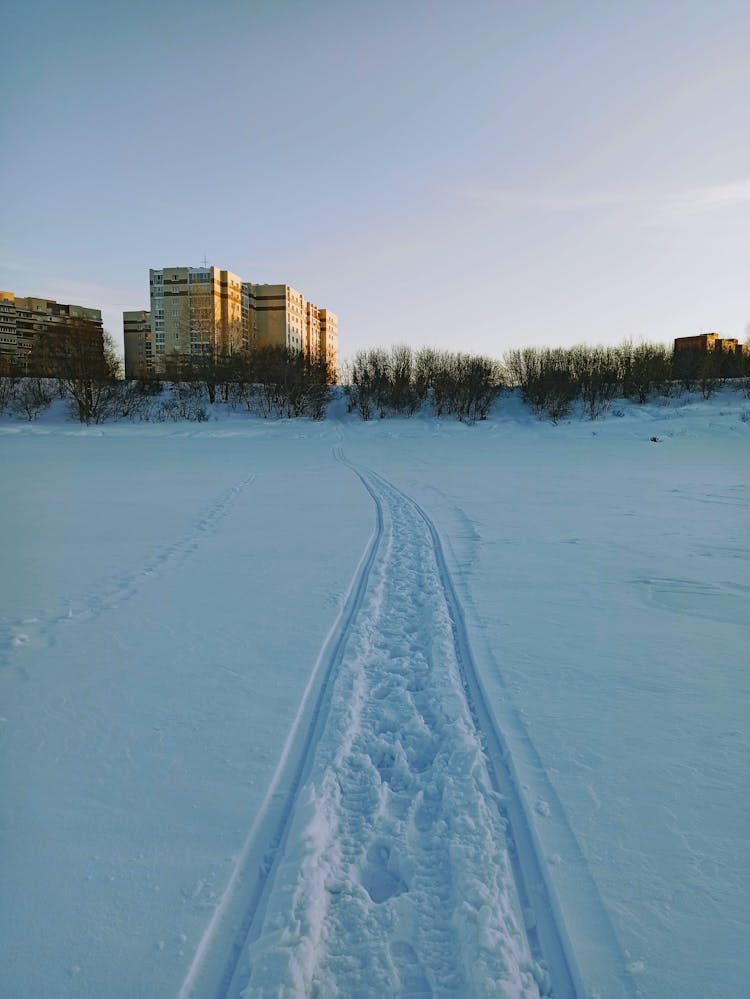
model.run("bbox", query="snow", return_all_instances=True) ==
[1,389,748,998]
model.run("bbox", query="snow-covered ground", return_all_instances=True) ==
[1,390,747,998]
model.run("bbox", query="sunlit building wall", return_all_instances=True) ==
[147,266,247,373]
[319,309,339,381]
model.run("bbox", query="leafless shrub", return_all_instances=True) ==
[11,378,54,421]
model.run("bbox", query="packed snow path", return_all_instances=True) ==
[186,451,580,998]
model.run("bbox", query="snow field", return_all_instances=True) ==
[339,392,749,999]
[0,422,373,998]
[1,389,748,998]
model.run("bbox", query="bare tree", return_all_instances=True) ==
[31,320,120,423]
[11,378,53,420]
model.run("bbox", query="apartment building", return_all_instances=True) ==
[305,301,321,360]
[246,283,307,353]
[0,292,16,366]
[124,266,339,381]
[245,282,338,379]
[319,309,339,381]
[123,310,152,378]
[146,266,249,373]
[674,332,748,356]
[0,291,104,374]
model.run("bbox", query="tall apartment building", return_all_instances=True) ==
[319,309,339,381]
[245,282,338,379]
[145,266,248,372]
[245,283,307,354]
[124,266,338,381]
[306,301,321,360]
[0,291,104,374]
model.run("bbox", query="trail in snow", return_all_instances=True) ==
[187,450,579,998]
[0,471,256,671]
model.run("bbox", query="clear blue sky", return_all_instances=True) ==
[2,0,749,360]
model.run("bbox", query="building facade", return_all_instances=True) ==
[145,266,248,373]
[244,282,338,380]
[123,310,152,378]
[125,267,338,381]
[674,332,748,356]
[245,282,306,354]
[319,309,339,381]
[0,291,104,374]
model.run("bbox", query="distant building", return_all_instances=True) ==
[674,332,748,356]
[123,310,152,379]
[319,309,339,382]
[305,300,321,361]
[124,267,339,381]
[245,282,307,354]
[245,283,338,377]
[144,266,248,374]
[0,291,104,374]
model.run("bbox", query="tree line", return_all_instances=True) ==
[1,321,748,424]
[343,341,749,422]
[0,314,334,423]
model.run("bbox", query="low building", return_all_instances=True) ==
[674,333,748,356]
[0,291,104,374]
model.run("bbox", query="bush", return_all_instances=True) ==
[569,345,620,419]
[224,347,331,419]
[620,341,672,403]
[0,375,20,414]
[11,378,54,421]
[503,347,576,422]
[348,346,502,421]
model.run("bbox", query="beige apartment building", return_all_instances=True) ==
[145,266,249,373]
[246,283,306,353]
[319,309,339,381]
[124,266,338,381]
[306,301,321,360]
[0,290,104,374]
[245,282,338,380]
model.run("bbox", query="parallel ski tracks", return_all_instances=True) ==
[352,460,582,998]
[182,447,582,998]
[333,453,581,998]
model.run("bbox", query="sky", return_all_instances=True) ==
[2,0,749,361]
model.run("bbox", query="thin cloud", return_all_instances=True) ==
[664,177,750,216]
[462,187,641,212]
[463,177,750,217]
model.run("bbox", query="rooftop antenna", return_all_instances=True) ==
[201,254,209,269]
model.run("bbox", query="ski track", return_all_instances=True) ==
[0,471,256,670]
[187,447,582,999]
